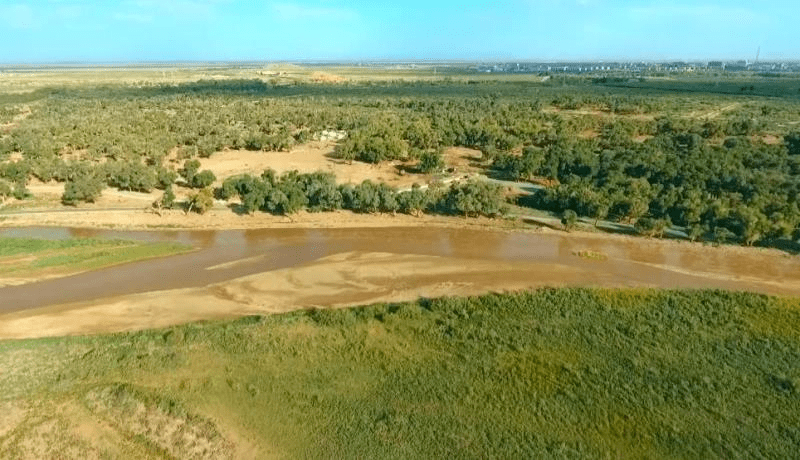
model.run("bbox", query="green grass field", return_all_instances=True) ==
[0,237,192,281]
[1,288,798,458]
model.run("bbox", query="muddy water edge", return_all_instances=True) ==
[1,226,799,314]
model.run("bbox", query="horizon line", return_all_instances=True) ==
[1,58,798,67]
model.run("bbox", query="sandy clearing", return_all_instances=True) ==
[685,102,741,120]
[544,107,656,122]
[753,134,782,145]
[197,143,428,188]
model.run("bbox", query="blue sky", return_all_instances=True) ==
[0,0,797,63]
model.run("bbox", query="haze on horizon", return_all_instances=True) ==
[0,0,797,64]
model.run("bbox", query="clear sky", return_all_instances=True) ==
[1,0,797,63]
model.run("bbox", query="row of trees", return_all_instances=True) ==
[212,168,506,218]
[42,158,215,205]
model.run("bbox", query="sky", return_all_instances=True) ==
[0,0,797,63]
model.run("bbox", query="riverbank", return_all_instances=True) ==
[2,222,799,339]
[0,236,192,288]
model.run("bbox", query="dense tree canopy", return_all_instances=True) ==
[1,77,799,246]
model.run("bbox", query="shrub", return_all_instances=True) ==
[105,161,157,193]
[417,150,444,174]
[185,188,214,214]
[561,210,578,232]
[441,179,507,217]
[153,185,176,210]
[190,170,216,189]
[397,185,430,216]
[179,159,201,184]
[786,132,800,156]
[62,169,104,205]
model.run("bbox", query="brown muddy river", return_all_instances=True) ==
[1,226,799,314]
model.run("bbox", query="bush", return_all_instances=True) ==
[561,209,578,232]
[441,179,507,217]
[190,170,216,189]
[417,150,444,174]
[105,161,157,192]
[786,132,800,156]
[62,169,104,205]
[153,185,176,210]
[185,188,214,214]
[397,185,430,216]
[179,159,201,184]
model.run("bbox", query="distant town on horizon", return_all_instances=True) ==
[1,59,799,74]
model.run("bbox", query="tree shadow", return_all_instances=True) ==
[227,203,250,216]
[755,238,800,255]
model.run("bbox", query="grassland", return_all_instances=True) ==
[0,288,798,458]
[0,237,191,285]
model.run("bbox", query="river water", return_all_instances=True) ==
[1,226,799,313]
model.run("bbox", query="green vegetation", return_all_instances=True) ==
[573,249,608,261]
[218,168,507,217]
[561,209,578,232]
[0,237,191,279]
[1,288,798,458]
[2,70,800,246]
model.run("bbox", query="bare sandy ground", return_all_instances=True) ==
[196,142,429,187]
[0,207,514,231]
[0,251,588,339]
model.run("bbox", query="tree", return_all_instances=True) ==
[591,197,610,227]
[634,217,669,238]
[240,179,270,214]
[185,187,214,214]
[300,171,342,212]
[12,180,30,200]
[348,180,383,213]
[265,182,307,215]
[712,226,736,245]
[561,210,578,232]
[0,179,12,204]
[731,207,768,246]
[62,168,104,205]
[443,179,507,217]
[398,185,430,216]
[190,170,216,189]
[153,184,176,211]
[156,167,178,189]
[417,150,445,174]
[105,161,157,192]
[179,159,201,185]
[687,223,707,242]
[785,132,800,156]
